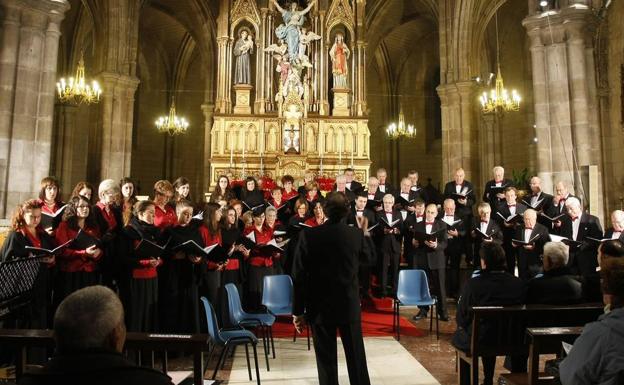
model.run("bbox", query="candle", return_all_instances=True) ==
[229,136,234,170]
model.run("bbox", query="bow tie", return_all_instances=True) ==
[494,180,503,184]
[525,226,533,230]
[416,214,424,218]
[385,211,393,214]
[425,222,434,225]
[508,204,516,207]
[481,221,488,224]
[560,198,567,203]
[571,216,579,221]
[356,210,364,213]
[380,183,385,186]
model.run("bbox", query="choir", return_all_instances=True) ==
[0,164,619,336]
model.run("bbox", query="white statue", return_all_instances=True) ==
[233,29,254,85]
[272,0,317,61]
[298,27,321,65]
[329,33,350,89]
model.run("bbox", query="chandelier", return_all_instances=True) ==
[479,13,521,114]
[56,52,102,105]
[386,107,416,139]
[155,98,189,136]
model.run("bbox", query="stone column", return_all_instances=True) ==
[354,42,367,116]
[95,73,139,181]
[523,5,603,210]
[201,103,215,193]
[53,104,78,192]
[0,0,69,217]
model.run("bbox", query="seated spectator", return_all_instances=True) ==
[19,286,173,385]
[560,258,624,385]
[583,239,624,302]
[527,242,584,305]
[452,243,526,385]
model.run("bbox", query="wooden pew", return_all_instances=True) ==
[455,304,602,385]
[0,329,209,385]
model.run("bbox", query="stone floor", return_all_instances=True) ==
[165,299,547,385]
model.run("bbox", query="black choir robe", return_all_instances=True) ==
[512,222,549,280]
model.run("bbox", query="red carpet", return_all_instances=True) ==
[271,296,424,338]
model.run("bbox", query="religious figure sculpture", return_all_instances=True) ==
[272,0,316,61]
[298,27,321,66]
[283,124,300,154]
[330,33,350,89]
[233,29,254,85]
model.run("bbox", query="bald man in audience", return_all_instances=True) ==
[604,210,624,242]
[20,286,173,385]
[526,242,584,304]
[512,209,549,281]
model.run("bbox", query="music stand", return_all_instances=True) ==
[0,256,45,320]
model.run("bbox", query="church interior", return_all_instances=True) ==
[1,0,624,384]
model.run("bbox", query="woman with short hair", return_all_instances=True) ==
[153,180,177,229]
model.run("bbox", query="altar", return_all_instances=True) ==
[208,0,371,186]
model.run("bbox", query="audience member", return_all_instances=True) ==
[559,258,624,385]
[526,242,584,304]
[19,285,174,385]
[452,243,526,385]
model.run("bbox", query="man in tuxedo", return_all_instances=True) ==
[394,177,423,220]
[403,199,426,269]
[482,166,513,214]
[471,202,503,266]
[443,167,476,265]
[495,187,527,274]
[292,192,372,385]
[374,194,403,297]
[439,199,466,299]
[604,210,624,242]
[556,197,603,277]
[333,174,356,202]
[525,176,553,214]
[548,181,575,216]
[512,209,549,280]
[344,168,363,194]
[376,168,394,195]
[407,170,429,202]
[412,204,449,321]
[347,192,377,298]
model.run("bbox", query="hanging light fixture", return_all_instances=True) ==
[479,12,521,114]
[386,106,416,139]
[155,97,189,136]
[56,51,102,105]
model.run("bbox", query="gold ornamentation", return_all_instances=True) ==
[231,0,261,27]
[326,0,354,32]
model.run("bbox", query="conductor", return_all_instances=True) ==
[292,192,372,385]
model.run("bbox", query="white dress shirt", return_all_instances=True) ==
[572,216,581,241]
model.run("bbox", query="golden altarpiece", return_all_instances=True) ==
[209,0,370,187]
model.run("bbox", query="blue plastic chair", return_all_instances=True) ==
[224,283,275,370]
[393,269,438,340]
[261,274,311,350]
[200,297,261,384]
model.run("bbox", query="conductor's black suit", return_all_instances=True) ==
[293,220,372,385]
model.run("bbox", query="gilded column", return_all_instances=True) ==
[318,10,329,116]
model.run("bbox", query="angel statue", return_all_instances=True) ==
[271,0,317,61]
[298,27,321,65]
[233,29,254,85]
